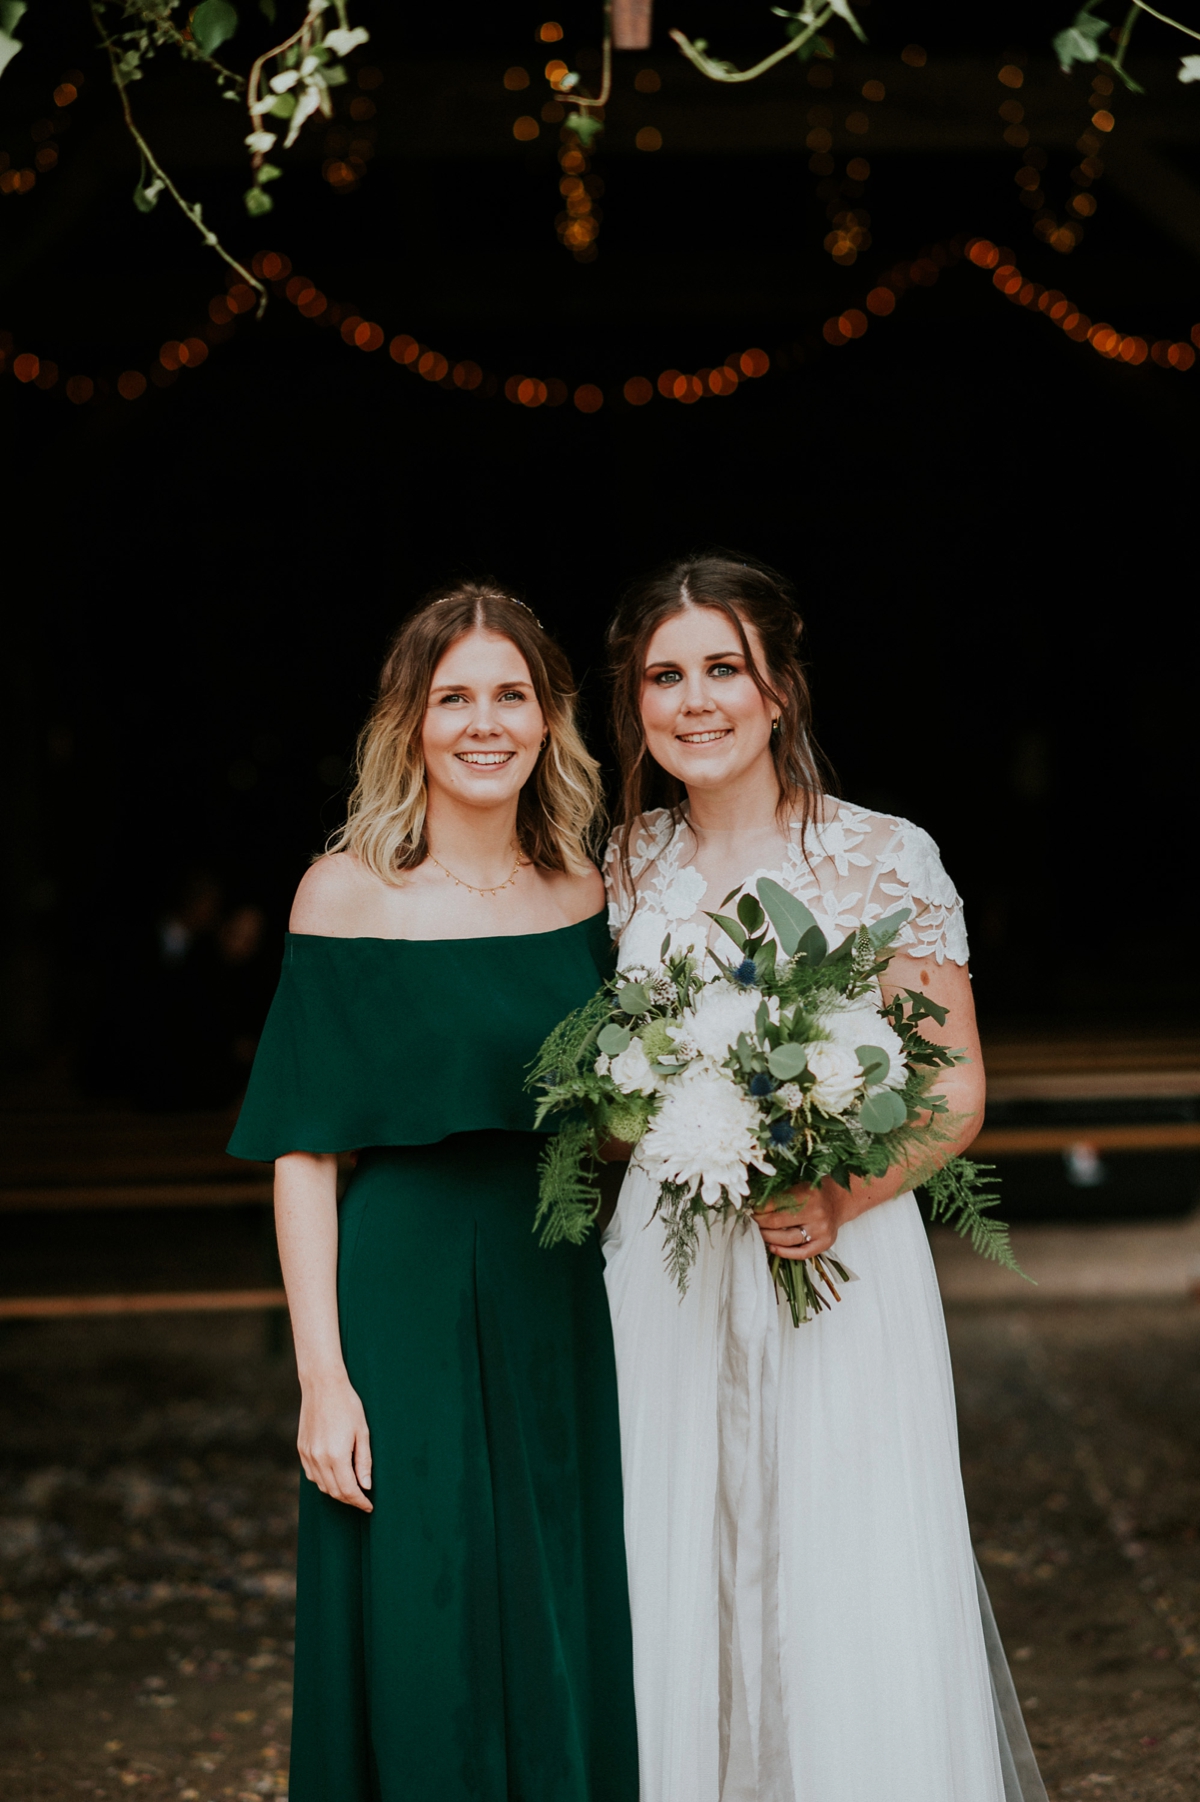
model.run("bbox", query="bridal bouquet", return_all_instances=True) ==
[529,877,1022,1325]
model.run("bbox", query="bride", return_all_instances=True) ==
[599,553,1046,1802]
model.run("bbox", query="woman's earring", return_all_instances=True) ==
[771,717,781,738]
[540,733,549,750]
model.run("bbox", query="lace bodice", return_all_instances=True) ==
[603,800,969,972]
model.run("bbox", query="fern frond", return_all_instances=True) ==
[922,1155,1030,1281]
[534,1121,602,1248]
[526,987,613,1094]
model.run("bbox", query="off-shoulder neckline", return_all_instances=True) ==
[286,908,607,947]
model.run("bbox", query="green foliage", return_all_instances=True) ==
[0,0,26,79]
[534,1121,601,1248]
[527,985,612,1096]
[191,0,238,57]
[1054,3,1110,70]
[922,1156,1028,1279]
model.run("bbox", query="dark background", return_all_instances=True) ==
[3,0,1198,1109]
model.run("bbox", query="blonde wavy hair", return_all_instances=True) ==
[326,583,604,881]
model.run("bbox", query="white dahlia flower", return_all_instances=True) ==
[638,1064,773,1204]
[814,998,908,1093]
[608,1036,661,1096]
[670,981,775,1063]
[805,1043,863,1117]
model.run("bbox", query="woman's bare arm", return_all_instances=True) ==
[275,1151,373,1512]
[757,954,986,1259]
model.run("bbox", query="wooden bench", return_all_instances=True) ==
[3,1030,1198,1317]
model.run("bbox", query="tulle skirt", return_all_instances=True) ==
[602,1167,1046,1802]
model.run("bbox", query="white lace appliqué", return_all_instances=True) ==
[604,801,969,969]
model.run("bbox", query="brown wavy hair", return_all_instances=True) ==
[326,582,604,879]
[606,552,835,866]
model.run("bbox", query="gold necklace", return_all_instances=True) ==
[427,845,523,896]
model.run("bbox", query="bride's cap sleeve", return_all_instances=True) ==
[603,830,636,939]
[875,822,970,966]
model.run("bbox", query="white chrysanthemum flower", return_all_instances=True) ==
[670,981,775,1063]
[609,1037,661,1096]
[805,1043,863,1117]
[815,998,908,1093]
[639,1064,773,1204]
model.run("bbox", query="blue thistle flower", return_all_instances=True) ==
[769,1119,795,1145]
[733,957,758,986]
[749,1073,774,1097]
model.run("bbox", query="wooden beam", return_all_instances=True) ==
[971,1122,1200,1156]
[0,1289,287,1319]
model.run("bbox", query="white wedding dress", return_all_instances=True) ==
[601,802,1047,1802]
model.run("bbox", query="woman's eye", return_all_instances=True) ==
[652,670,682,686]
[439,693,467,705]
[499,689,527,703]
[709,663,738,678]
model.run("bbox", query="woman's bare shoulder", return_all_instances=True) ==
[542,861,605,927]
[289,852,401,937]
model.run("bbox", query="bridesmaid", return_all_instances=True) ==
[228,584,638,1802]
[599,553,1046,1802]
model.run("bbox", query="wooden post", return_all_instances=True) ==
[613,0,652,50]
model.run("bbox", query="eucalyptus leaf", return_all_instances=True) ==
[868,906,911,948]
[707,911,747,950]
[618,981,651,1015]
[756,877,817,957]
[191,0,239,57]
[597,1023,632,1056]
[660,932,672,961]
[859,1089,907,1134]
[768,1042,808,1080]
[737,893,765,933]
[719,885,743,908]
[797,924,828,965]
[856,1044,890,1085]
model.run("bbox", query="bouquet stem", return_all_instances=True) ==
[769,1251,856,1326]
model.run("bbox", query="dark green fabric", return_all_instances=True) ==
[227,913,613,1161]
[228,916,636,1802]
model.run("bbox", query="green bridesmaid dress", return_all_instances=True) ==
[227,913,638,1802]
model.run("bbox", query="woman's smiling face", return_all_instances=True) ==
[639,605,777,793]
[422,627,546,811]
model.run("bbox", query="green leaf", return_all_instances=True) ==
[191,0,239,57]
[258,161,283,183]
[262,90,297,116]
[244,185,274,215]
[856,1044,890,1086]
[756,936,779,984]
[618,981,651,1015]
[768,1042,808,1080]
[737,893,765,933]
[797,923,828,965]
[659,932,672,960]
[258,0,276,19]
[566,111,605,148]
[868,906,911,948]
[707,912,747,951]
[597,1023,632,1056]
[133,179,163,212]
[755,877,817,957]
[0,0,26,78]
[719,885,743,908]
[859,1089,906,1134]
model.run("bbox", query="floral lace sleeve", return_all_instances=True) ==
[602,810,679,942]
[873,822,969,966]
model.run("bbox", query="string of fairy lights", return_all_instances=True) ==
[3,32,1199,410]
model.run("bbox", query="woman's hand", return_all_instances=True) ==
[297,1371,373,1513]
[755,1180,844,1260]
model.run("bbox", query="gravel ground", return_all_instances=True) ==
[1,1300,1198,1801]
